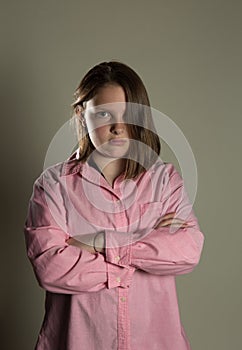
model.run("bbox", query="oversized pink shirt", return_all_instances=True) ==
[24,150,204,350]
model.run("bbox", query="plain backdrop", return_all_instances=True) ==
[1,1,241,349]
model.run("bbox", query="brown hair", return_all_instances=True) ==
[71,61,161,179]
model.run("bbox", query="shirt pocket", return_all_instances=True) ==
[139,202,162,230]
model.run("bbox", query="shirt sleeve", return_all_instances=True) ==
[105,163,205,276]
[24,174,135,295]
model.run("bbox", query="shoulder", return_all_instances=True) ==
[146,159,184,194]
[34,150,83,188]
[150,158,181,179]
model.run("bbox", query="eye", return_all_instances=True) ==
[95,111,111,118]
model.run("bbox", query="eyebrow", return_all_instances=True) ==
[89,106,124,114]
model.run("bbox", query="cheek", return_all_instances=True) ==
[90,125,109,144]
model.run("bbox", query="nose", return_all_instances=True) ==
[110,122,126,135]
[110,113,127,135]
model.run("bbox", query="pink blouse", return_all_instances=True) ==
[24,150,204,350]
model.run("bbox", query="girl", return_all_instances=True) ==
[24,61,204,350]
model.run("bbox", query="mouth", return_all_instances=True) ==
[109,138,128,145]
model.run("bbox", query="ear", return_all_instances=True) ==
[80,115,86,128]
[75,105,86,128]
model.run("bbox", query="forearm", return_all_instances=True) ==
[104,215,204,276]
[25,226,133,294]
[129,224,204,275]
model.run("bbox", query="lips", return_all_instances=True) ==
[109,138,127,145]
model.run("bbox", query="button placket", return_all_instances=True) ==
[118,288,131,350]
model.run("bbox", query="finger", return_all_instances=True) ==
[155,220,191,228]
[158,223,190,228]
[159,222,188,227]
[160,212,176,220]
[160,213,188,223]
[159,218,188,225]
[160,212,188,220]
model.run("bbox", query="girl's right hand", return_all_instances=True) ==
[153,212,191,229]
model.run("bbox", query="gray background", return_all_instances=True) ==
[1,1,241,349]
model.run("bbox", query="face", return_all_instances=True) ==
[81,84,130,161]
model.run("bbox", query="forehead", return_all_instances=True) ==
[86,84,126,107]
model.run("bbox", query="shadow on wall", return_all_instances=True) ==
[0,56,46,350]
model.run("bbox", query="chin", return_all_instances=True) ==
[101,145,129,158]
[107,152,128,159]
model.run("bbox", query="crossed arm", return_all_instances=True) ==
[24,164,204,293]
[66,212,192,254]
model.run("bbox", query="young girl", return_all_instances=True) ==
[24,61,204,350]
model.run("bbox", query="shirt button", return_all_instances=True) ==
[116,277,121,283]
[120,297,126,302]
[115,256,121,262]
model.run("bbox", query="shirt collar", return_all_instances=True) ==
[60,148,124,188]
[60,148,162,187]
[60,149,127,190]
[60,148,83,177]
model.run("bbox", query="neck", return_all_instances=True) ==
[89,152,126,186]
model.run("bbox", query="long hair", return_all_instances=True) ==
[71,61,161,179]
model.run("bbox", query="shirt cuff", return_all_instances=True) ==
[106,263,135,289]
[104,229,133,267]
